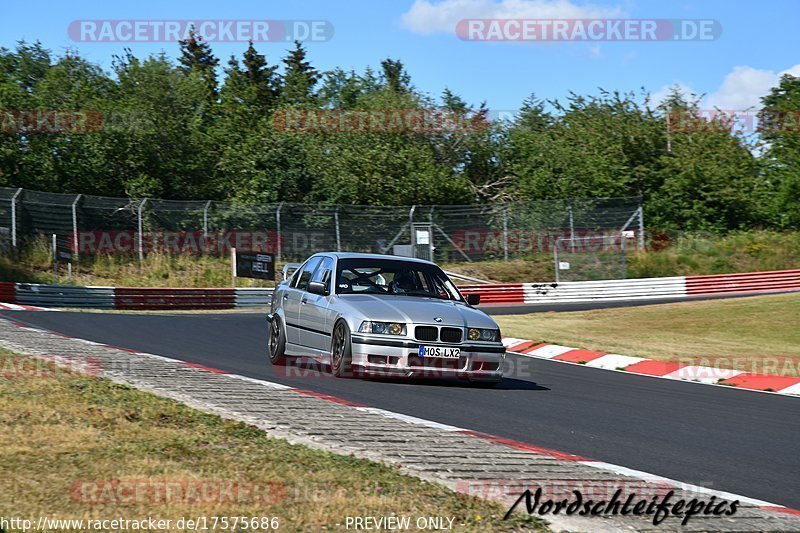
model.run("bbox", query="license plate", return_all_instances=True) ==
[419,346,461,358]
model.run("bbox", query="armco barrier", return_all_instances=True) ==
[2,284,272,310]
[686,269,800,295]
[523,276,687,303]
[459,284,525,304]
[460,269,799,305]
[458,277,686,305]
[115,288,237,310]
[0,269,798,310]
[15,284,116,309]
[0,282,16,304]
[235,288,274,308]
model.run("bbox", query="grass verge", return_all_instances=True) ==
[495,293,800,377]
[2,230,799,287]
[0,348,545,531]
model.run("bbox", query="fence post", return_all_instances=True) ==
[71,194,82,262]
[553,238,560,283]
[52,234,57,283]
[231,247,237,288]
[568,203,575,252]
[620,231,627,278]
[637,204,645,252]
[276,202,283,265]
[203,200,211,242]
[408,205,416,253]
[137,198,148,263]
[429,206,435,262]
[334,206,341,252]
[10,188,22,252]
[502,205,509,261]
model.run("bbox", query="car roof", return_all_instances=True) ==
[311,252,436,266]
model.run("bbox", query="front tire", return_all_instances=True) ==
[268,316,288,366]
[331,320,354,378]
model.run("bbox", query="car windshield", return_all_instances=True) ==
[335,258,463,301]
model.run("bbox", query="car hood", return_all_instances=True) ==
[336,293,498,329]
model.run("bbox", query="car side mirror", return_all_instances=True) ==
[308,281,328,295]
[465,293,480,306]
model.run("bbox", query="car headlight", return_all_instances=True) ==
[359,321,406,335]
[468,328,500,342]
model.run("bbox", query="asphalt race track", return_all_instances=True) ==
[4,308,799,509]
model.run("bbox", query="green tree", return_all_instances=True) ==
[507,90,664,201]
[105,51,218,198]
[178,28,219,103]
[759,74,800,227]
[241,41,280,109]
[280,41,319,105]
[380,58,410,94]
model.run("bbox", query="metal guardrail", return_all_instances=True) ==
[459,284,527,304]
[235,288,274,308]
[3,284,273,310]
[15,284,116,309]
[0,270,798,310]
[459,269,800,305]
[686,270,800,295]
[443,270,493,284]
[524,276,687,303]
[0,282,16,303]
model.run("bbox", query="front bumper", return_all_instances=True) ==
[349,335,506,381]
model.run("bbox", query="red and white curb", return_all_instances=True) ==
[502,337,800,397]
[4,318,800,520]
[0,302,54,311]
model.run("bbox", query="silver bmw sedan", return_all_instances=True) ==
[267,252,506,385]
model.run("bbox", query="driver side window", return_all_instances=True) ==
[310,257,334,292]
[294,257,322,291]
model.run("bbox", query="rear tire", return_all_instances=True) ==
[268,316,288,366]
[331,320,354,378]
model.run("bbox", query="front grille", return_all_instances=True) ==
[415,326,438,342]
[440,327,462,343]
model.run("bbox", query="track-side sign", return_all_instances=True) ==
[52,235,72,263]
[57,247,73,263]
[235,252,275,280]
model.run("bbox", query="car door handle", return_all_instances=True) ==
[301,298,308,304]
[283,294,289,300]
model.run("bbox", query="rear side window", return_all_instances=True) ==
[294,257,322,291]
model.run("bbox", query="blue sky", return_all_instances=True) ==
[1,0,798,112]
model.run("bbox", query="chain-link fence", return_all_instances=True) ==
[554,233,632,282]
[0,187,644,272]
